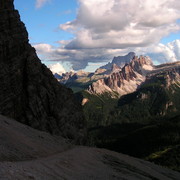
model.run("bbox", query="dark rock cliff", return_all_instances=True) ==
[0,0,85,143]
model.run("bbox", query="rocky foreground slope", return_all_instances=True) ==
[0,115,180,180]
[0,0,85,142]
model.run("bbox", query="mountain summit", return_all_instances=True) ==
[88,55,153,96]
[100,52,136,70]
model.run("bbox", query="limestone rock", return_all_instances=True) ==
[88,56,153,96]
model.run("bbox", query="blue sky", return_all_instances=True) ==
[14,0,77,45]
[14,0,180,73]
[161,31,180,44]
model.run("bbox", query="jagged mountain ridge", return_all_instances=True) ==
[56,52,137,93]
[0,0,85,142]
[87,56,180,97]
[78,61,180,129]
[56,52,180,99]
[117,65,180,120]
[57,52,136,83]
[100,52,136,70]
[88,55,153,96]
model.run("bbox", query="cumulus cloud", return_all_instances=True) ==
[34,0,180,70]
[34,43,111,70]
[34,43,52,53]
[34,40,180,71]
[60,0,180,50]
[168,39,180,59]
[144,40,180,63]
[48,63,66,75]
[35,0,51,9]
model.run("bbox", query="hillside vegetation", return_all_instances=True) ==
[78,69,180,171]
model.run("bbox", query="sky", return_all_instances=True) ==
[14,0,180,73]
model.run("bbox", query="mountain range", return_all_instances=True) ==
[56,51,180,99]
[57,52,141,93]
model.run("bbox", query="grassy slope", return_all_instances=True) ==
[66,81,94,93]
[89,118,180,172]
[146,145,180,172]
[75,91,119,128]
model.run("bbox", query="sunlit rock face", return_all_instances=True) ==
[88,54,180,98]
[0,0,86,143]
[88,55,153,96]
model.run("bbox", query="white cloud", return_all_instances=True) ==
[143,40,180,63]
[34,0,180,70]
[33,43,52,53]
[60,0,180,49]
[48,63,66,75]
[35,0,51,9]
[34,40,180,71]
[168,39,180,59]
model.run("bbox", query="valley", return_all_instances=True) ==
[57,52,180,172]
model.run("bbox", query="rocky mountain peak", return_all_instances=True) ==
[0,0,85,143]
[111,63,121,73]
[130,55,154,74]
[100,52,136,70]
[112,52,135,66]
[88,55,154,96]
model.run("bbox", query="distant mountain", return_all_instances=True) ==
[56,52,137,93]
[118,62,180,121]
[81,60,180,125]
[100,52,136,70]
[83,61,180,171]
[88,55,153,96]
[56,53,180,103]
[116,61,180,122]
[111,63,121,73]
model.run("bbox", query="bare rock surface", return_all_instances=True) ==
[0,115,71,162]
[0,115,180,180]
[0,0,85,142]
[57,53,136,87]
[88,56,153,96]
[100,52,136,70]
[88,56,180,97]
[1,147,180,180]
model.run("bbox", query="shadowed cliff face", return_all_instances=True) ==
[0,0,86,143]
